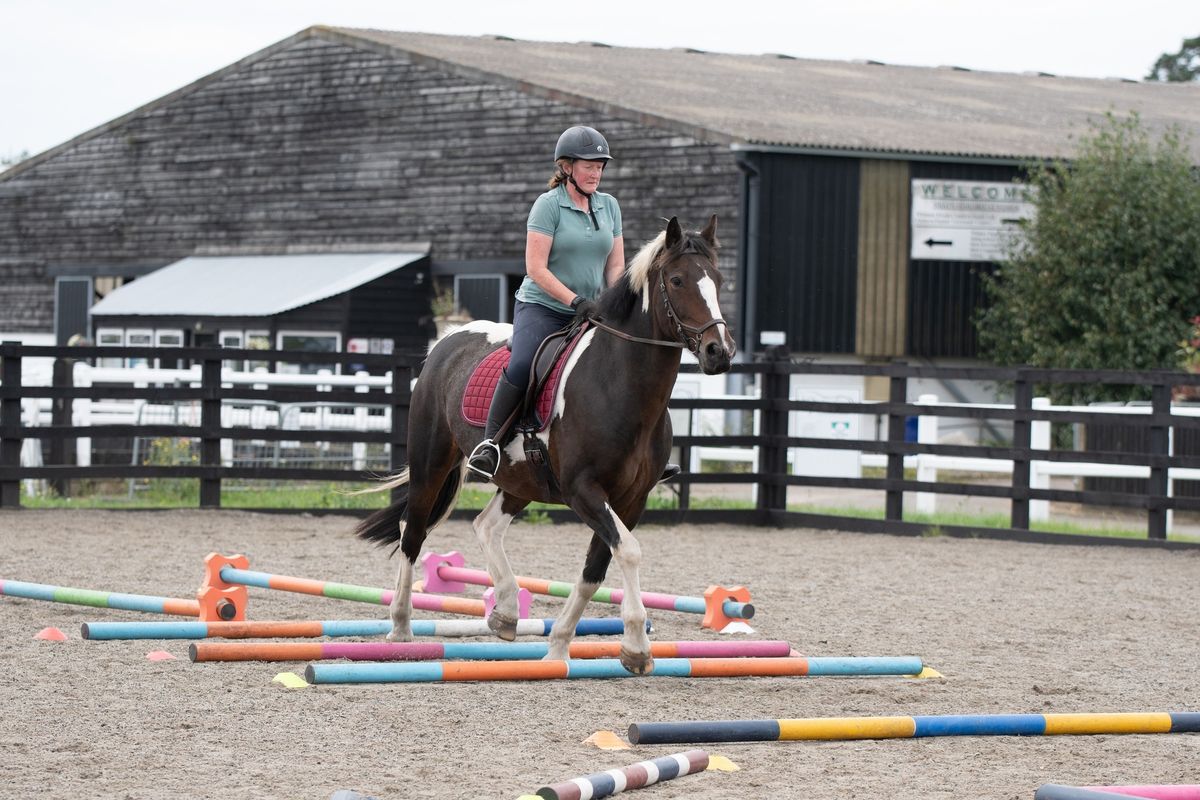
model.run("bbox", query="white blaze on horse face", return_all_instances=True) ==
[696,272,733,352]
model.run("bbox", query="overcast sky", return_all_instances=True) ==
[1,0,1195,160]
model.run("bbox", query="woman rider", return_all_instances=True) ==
[466,125,624,479]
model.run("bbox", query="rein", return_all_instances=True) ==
[586,317,685,350]
[584,247,727,355]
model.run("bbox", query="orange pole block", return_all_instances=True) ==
[197,553,249,621]
[701,585,751,631]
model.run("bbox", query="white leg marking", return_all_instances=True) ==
[605,503,652,669]
[472,492,518,622]
[388,552,414,642]
[546,580,599,660]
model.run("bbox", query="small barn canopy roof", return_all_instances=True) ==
[90,250,428,317]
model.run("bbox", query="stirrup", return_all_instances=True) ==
[467,439,502,480]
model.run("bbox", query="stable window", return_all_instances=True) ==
[219,330,244,371]
[96,328,124,369]
[126,329,153,369]
[455,274,507,323]
[245,331,271,373]
[155,329,184,369]
[277,331,340,375]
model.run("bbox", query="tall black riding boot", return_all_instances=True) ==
[467,371,526,480]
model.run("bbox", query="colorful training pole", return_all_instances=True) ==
[212,562,530,619]
[421,550,752,630]
[192,639,793,663]
[81,617,638,641]
[305,655,924,684]
[1,578,205,618]
[1037,786,1200,800]
[533,749,709,800]
[627,712,1200,745]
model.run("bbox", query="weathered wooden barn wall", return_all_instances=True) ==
[0,32,741,334]
[855,159,910,357]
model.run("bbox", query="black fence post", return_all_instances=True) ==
[389,359,413,503]
[199,355,222,508]
[0,341,21,508]
[49,357,74,497]
[756,349,790,519]
[884,369,907,521]
[1147,381,1170,540]
[1010,373,1032,530]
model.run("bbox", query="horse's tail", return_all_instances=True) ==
[354,462,465,552]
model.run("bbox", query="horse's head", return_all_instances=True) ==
[627,215,737,374]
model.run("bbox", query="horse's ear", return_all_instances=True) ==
[701,214,719,247]
[665,217,682,249]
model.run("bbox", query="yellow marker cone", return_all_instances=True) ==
[272,672,310,689]
[909,666,944,679]
[706,754,740,772]
[582,730,631,750]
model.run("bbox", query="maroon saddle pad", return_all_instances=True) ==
[460,333,585,431]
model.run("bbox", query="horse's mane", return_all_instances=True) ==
[597,227,716,322]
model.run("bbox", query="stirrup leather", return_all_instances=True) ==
[467,439,502,479]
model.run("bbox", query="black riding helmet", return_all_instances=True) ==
[554,125,613,162]
[554,126,612,230]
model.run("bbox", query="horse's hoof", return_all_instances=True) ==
[619,647,654,675]
[487,611,518,641]
[385,628,413,643]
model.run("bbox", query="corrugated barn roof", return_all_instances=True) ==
[328,27,1200,162]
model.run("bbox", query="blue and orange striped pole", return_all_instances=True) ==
[1,578,201,617]
[305,655,924,684]
[627,712,1200,744]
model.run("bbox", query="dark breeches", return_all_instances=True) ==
[507,300,575,388]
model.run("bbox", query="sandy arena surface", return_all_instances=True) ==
[1,508,1198,800]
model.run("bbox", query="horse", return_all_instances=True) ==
[355,215,736,674]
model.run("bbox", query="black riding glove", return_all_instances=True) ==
[570,296,598,320]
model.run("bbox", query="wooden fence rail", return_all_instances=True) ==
[4,341,1200,546]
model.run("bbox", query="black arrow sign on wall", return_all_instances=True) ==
[923,238,952,247]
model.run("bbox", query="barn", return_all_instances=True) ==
[3,26,1199,382]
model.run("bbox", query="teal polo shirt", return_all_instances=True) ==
[516,183,622,314]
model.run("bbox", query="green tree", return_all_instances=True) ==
[1,150,30,168]
[977,113,1200,402]
[1146,36,1200,82]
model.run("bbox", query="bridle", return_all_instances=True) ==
[587,247,728,355]
[656,268,727,354]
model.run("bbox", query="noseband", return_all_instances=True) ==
[587,249,727,355]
